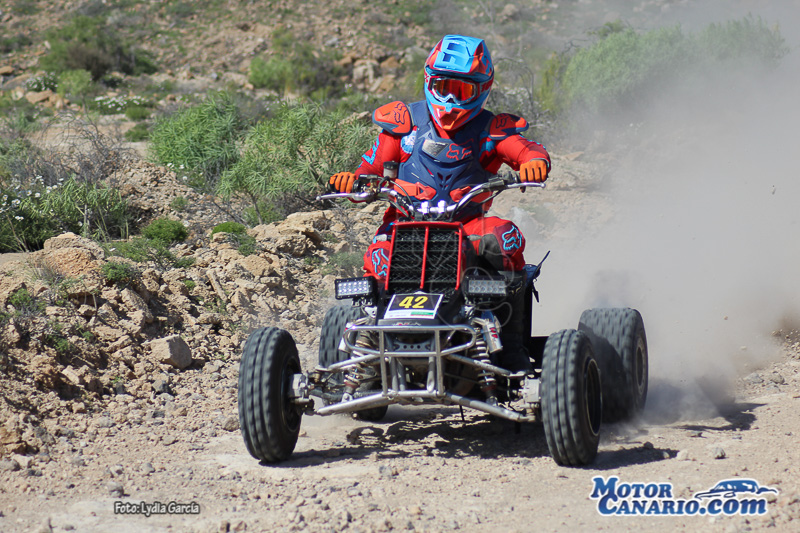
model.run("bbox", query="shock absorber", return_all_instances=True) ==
[341,329,378,402]
[341,365,365,402]
[471,339,498,406]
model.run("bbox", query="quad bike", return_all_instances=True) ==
[238,175,649,466]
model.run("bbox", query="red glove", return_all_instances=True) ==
[329,172,356,193]
[520,160,548,183]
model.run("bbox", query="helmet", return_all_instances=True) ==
[424,35,494,132]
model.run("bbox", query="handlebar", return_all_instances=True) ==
[317,175,545,221]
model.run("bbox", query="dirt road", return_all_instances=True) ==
[2,339,799,533]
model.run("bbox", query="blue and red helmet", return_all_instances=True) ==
[424,35,494,132]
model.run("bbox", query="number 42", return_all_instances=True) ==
[398,296,428,309]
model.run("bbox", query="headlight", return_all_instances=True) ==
[464,276,507,297]
[335,277,377,300]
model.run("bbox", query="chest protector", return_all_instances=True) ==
[399,101,493,218]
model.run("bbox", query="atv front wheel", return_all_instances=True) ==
[238,327,303,463]
[541,329,602,466]
[578,308,648,422]
[319,305,388,422]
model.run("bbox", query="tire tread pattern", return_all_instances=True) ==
[238,327,301,463]
[541,329,600,466]
[578,308,648,422]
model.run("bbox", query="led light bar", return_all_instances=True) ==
[335,277,377,300]
[465,276,507,297]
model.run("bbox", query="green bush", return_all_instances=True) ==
[141,218,188,244]
[101,261,140,287]
[25,73,59,92]
[211,221,246,235]
[125,105,151,121]
[56,70,95,100]
[38,15,157,80]
[8,287,44,316]
[538,16,789,116]
[211,221,256,256]
[169,196,188,211]
[149,92,243,193]
[107,237,195,271]
[249,57,294,93]
[124,123,150,142]
[0,176,131,252]
[218,103,373,224]
[91,95,150,115]
[248,27,344,97]
[1,32,32,54]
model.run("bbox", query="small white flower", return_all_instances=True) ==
[14,216,23,221]
[34,192,40,198]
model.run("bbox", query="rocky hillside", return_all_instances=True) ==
[0,155,388,456]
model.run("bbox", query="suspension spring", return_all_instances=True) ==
[472,339,498,405]
[342,330,377,401]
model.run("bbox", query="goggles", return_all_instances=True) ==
[428,76,479,105]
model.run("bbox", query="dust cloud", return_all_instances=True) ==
[524,2,800,415]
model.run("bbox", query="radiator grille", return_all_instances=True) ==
[387,226,461,297]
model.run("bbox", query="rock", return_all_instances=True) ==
[0,458,21,472]
[121,288,153,323]
[237,255,277,278]
[152,379,171,394]
[221,416,239,432]
[379,465,397,478]
[95,417,114,429]
[107,480,124,497]
[769,373,786,385]
[151,334,193,369]
[711,446,727,459]
[141,462,156,474]
[25,89,54,104]
[676,450,691,461]
[743,372,763,384]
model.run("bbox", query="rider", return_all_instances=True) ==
[329,35,550,372]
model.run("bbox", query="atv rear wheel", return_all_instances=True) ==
[319,305,388,422]
[578,308,648,422]
[541,329,602,466]
[238,327,302,463]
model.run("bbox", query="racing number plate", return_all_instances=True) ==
[384,293,443,320]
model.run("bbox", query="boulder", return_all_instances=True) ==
[151,334,193,369]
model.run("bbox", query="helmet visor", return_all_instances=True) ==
[429,76,479,105]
